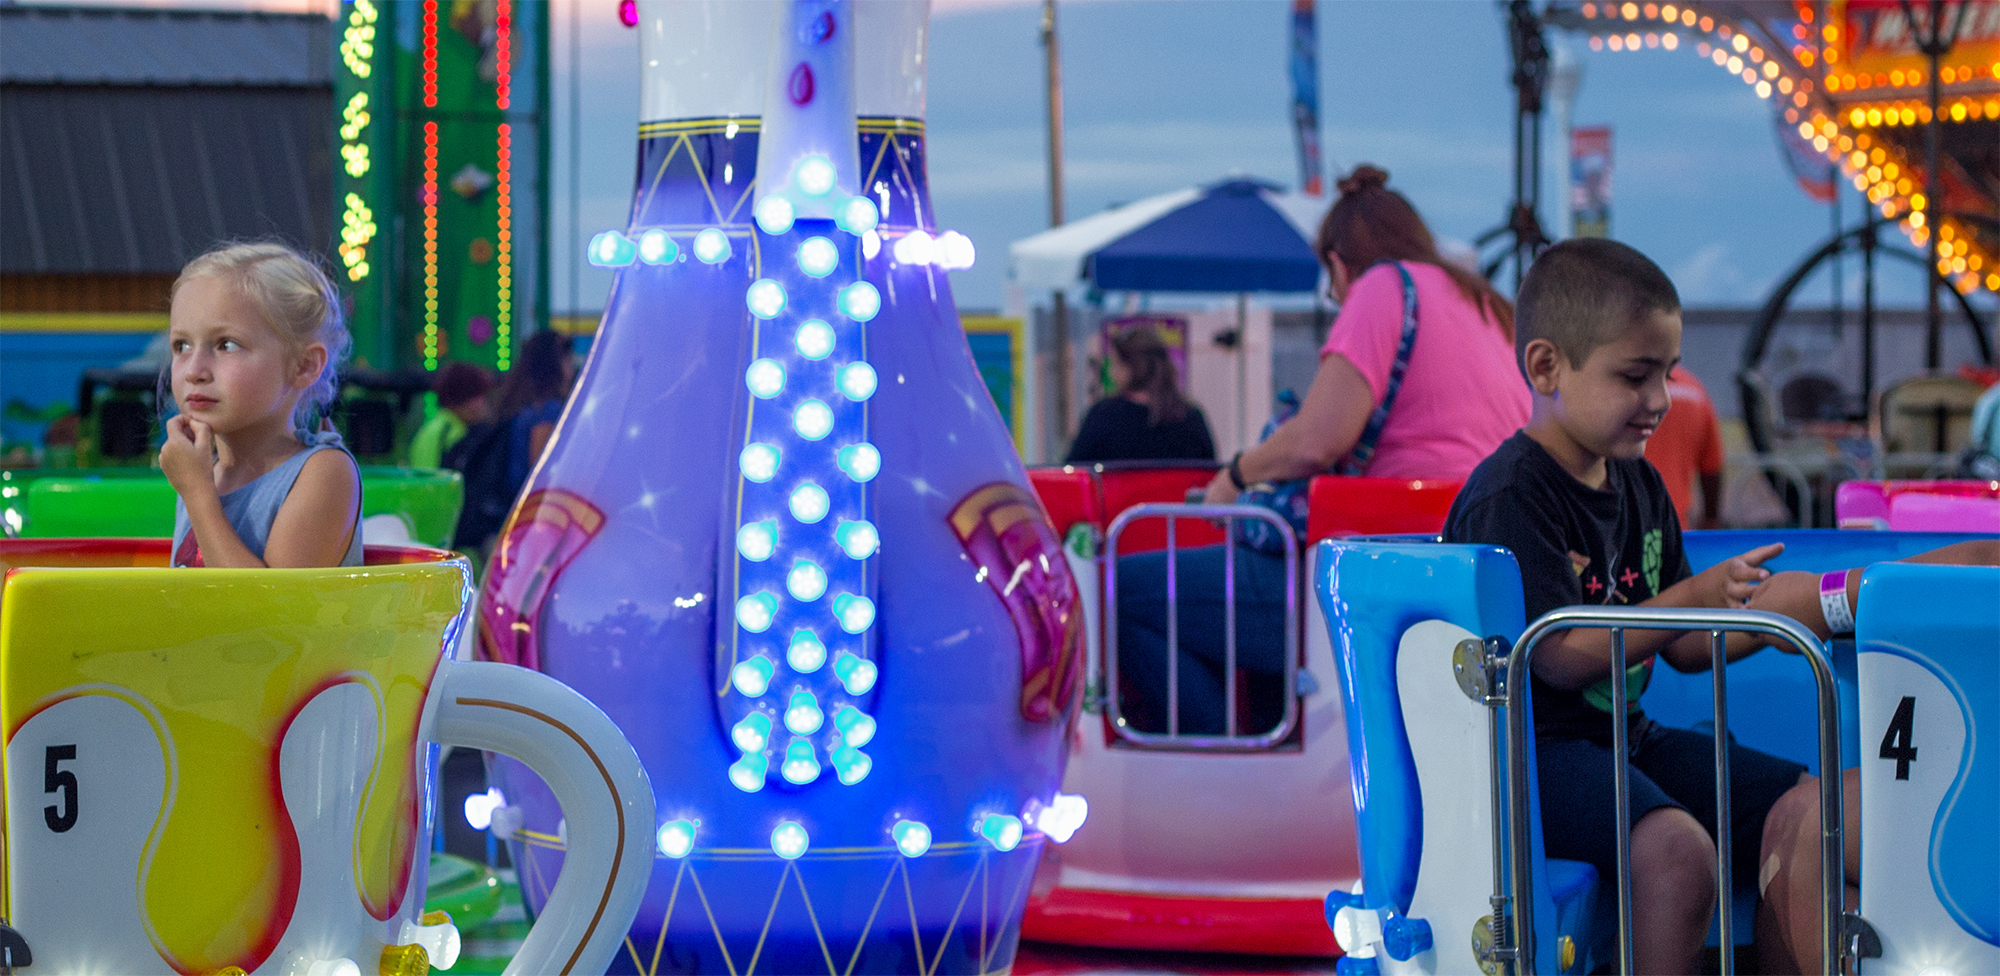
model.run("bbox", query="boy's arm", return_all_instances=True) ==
[1531,543,1784,686]
[1747,540,2000,642]
[264,450,363,568]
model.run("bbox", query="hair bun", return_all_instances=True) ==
[1337,165,1390,196]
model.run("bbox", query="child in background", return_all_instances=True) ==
[160,243,361,568]
[410,361,496,468]
[1444,238,1998,973]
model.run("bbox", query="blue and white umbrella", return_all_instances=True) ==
[1010,179,1328,294]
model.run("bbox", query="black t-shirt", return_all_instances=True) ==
[1065,396,1217,464]
[1443,431,1692,740]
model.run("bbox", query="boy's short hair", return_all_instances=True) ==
[1516,238,1680,369]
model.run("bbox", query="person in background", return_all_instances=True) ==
[1645,363,1726,529]
[409,361,495,469]
[495,330,578,490]
[1065,326,1215,463]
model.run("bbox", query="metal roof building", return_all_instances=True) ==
[0,4,332,304]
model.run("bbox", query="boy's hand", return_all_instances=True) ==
[158,416,216,496]
[1698,542,1783,608]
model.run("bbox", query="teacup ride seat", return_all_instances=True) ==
[1834,479,2000,532]
[0,538,654,976]
[1019,465,1459,956]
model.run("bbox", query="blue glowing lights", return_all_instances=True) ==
[892,230,934,267]
[979,813,1024,852]
[731,711,772,752]
[838,281,881,322]
[784,690,825,735]
[729,754,769,793]
[787,559,828,602]
[638,229,678,264]
[754,195,797,235]
[734,593,777,634]
[792,399,834,440]
[832,705,876,747]
[795,319,835,359]
[746,358,786,398]
[731,655,774,696]
[737,519,778,561]
[837,362,878,401]
[834,519,879,559]
[746,279,787,319]
[789,483,831,523]
[797,237,839,278]
[656,819,696,858]
[693,228,732,264]
[837,443,881,483]
[835,195,879,235]
[770,821,810,859]
[588,230,637,267]
[781,739,821,784]
[833,652,878,694]
[795,155,837,196]
[832,594,876,634]
[787,630,827,672]
[830,744,872,785]
[740,443,780,482]
[891,820,931,858]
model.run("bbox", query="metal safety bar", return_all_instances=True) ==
[1495,607,1844,976]
[1102,503,1300,750]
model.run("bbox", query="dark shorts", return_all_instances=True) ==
[1537,720,1808,892]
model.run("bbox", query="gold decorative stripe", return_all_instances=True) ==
[1,312,166,333]
[637,117,924,138]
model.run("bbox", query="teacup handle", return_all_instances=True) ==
[430,660,655,976]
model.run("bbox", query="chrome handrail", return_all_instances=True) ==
[1498,607,1843,976]
[1102,503,1299,750]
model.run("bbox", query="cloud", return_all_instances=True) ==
[1671,242,1757,304]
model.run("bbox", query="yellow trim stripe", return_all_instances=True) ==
[1,312,166,334]
[636,116,924,138]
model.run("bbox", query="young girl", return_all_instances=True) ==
[160,243,362,568]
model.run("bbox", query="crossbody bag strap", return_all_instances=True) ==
[1335,261,1419,476]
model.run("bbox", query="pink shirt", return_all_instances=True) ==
[1320,262,1530,480]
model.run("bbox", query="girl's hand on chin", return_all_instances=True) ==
[159,416,216,495]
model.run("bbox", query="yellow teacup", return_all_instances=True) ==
[1,540,653,975]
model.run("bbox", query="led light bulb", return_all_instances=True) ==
[1025,793,1089,844]
[740,443,780,482]
[862,229,882,260]
[638,229,678,264]
[787,559,828,602]
[834,519,879,559]
[736,520,778,561]
[830,744,871,784]
[792,399,834,440]
[734,594,776,634]
[787,630,827,672]
[833,651,878,694]
[837,362,878,401]
[754,195,796,235]
[832,705,876,747]
[979,813,1023,852]
[770,820,810,859]
[936,231,976,270]
[730,655,774,695]
[795,155,837,196]
[837,443,881,483]
[832,593,876,634]
[835,195,879,235]
[797,236,839,278]
[892,819,931,857]
[795,319,835,359]
[731,711,772,752]
[728,753,768,792]
[838,281,881,322]
[656,819,696,858]
[785,691,825,735]
[693,228,732,264]
[745,358,786,398]
[588,230,637,267]
[462,787,505,830]
[780,739,821,784]
[746,279,786,319]
[789,483,830,523]
[893,230,935,266]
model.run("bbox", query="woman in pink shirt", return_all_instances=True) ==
[1120,166,1529,737]
[1204,165,1529,500]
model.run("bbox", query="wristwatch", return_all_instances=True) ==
[1227,452,1247,491]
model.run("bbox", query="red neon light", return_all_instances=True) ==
[423,122,440,367]
[422,0,438,108]
[496,122,513,368]
[495,0,512,111]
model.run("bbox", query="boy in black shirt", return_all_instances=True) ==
[1445,239,1814,974]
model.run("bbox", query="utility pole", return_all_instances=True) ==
[1041,0,1071,456]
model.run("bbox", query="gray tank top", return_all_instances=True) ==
[171,430,364,568]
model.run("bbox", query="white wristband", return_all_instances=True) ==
[1819,570,1855,634]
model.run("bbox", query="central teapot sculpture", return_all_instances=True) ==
[476,1,1085,972]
